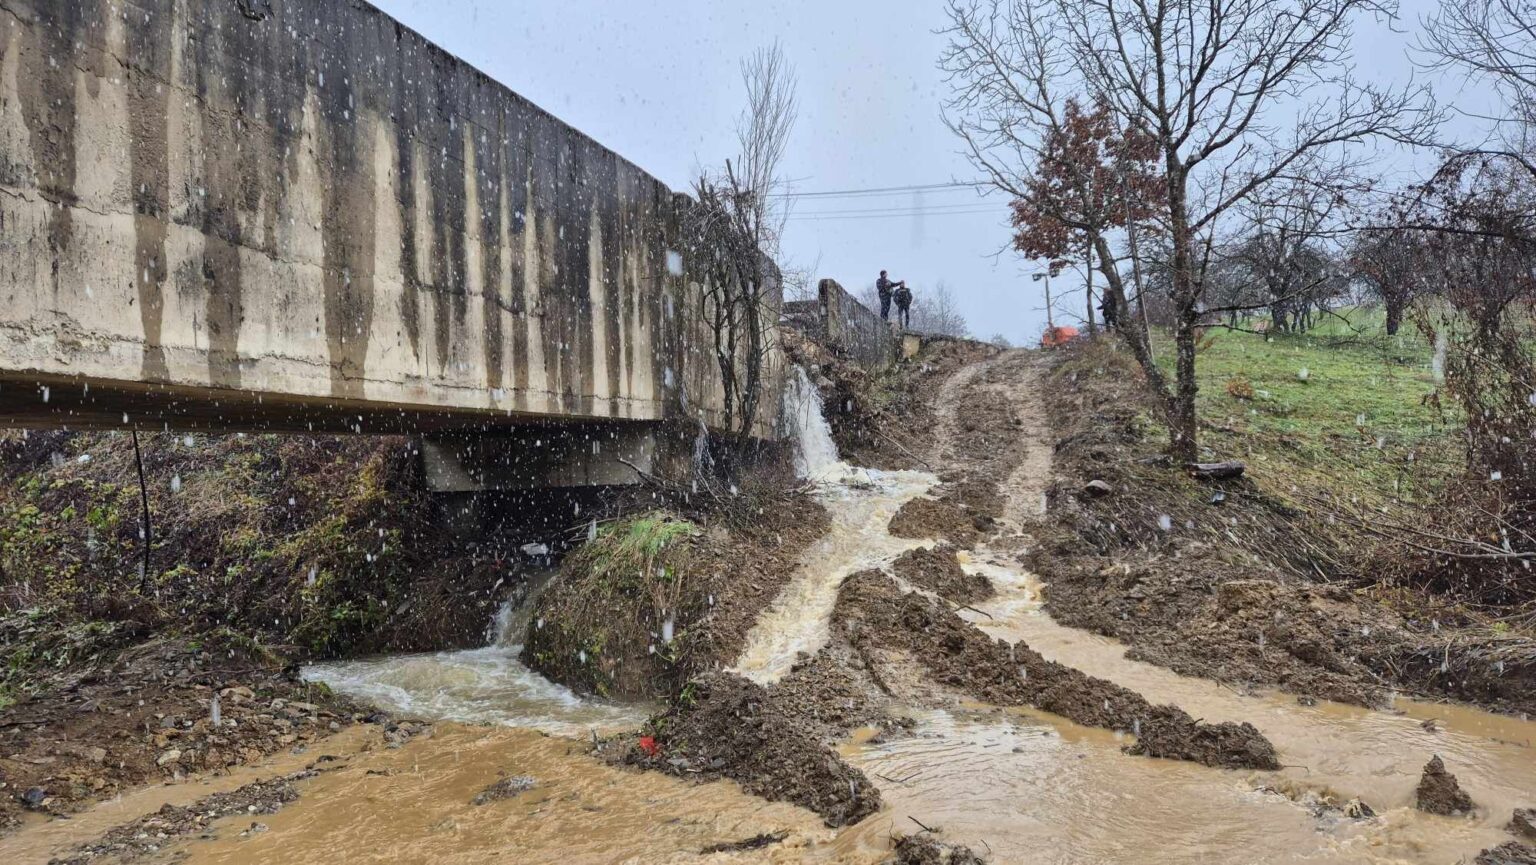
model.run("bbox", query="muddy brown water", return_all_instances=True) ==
[7,365,1535,864]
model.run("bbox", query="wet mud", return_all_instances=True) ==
[834,570,1278,769]
[890,544,994,605]
[608,672,882,828]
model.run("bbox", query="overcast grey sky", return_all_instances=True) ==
[373,0,1492,345]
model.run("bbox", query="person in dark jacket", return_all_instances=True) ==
[894,282,913,329]
[876,270,904,321]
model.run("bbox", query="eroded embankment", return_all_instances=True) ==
[834,570,1278,769]
[520,475,832,701]
[1025,340,1536,716]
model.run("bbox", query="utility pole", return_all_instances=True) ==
[1032,270,1055,329]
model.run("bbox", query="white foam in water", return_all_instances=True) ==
[731,365,938,684]
[304,596,646,737]
[783,365,843,480]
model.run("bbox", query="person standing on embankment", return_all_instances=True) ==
[876,270,905,321]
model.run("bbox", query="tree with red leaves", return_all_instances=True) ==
[1009,97,1162,349]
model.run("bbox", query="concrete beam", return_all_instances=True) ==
[421,421,693,492]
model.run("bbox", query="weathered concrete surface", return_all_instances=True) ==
[0,0,780,437]
[810,279,895,372]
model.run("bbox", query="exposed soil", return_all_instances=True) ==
[0,431,511,659]
[523,472,832,700]
[1513,808,1536,841]
[0,629,366,836]
[833,570,1280,770]
[604,672,881,827]
[889,497,983,547]
[470,774,537,805]
[782,327,999,472]
[1027,340,1536,716]
[890,544,993,605]
[48,771,311,865]
[1416,755,1477,815]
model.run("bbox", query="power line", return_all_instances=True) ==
[772,180,990,199]
[789,201,1004,217]
[786,206,1001,221]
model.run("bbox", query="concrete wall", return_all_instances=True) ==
[816,279,895,372]
[0,0,779,436]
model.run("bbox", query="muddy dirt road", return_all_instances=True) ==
[5,348,1534,865]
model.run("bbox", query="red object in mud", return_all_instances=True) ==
[638,736,660,757]
[1041,325,1080,347]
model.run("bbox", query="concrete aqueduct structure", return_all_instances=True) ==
[0,0,782,490]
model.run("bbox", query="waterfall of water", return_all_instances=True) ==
[784,365,841,478]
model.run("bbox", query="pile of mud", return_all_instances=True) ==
[891,545,993,605]
[892,832,986,864]
[524,485,831,700]
[609,672,881,827]
[49,771,311,865]
[834,571,1280,770]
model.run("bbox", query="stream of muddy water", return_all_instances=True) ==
[11,362,1534,864]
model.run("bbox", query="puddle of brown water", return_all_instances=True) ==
[0,726,378,865]
[838,706,1389,865]
[175,723,873,865]
[913,554,1536,864]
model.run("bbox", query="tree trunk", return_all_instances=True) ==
[1093,232,1173,404]
[1170,313,1200,463]
[1385,300,1403,336]
[1084,236,1097,334]
[1166,168,1201,463]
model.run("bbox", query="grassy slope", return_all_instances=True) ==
[1153,310,1461,507]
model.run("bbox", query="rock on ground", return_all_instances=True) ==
[1477,842,1536,865]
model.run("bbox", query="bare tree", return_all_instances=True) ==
[686,44,798,440]
[1422,0,1536,158]
[1224,179,1349,333]
[1349,223,1424,335]
[943,0,1437,461]
[909,281,972,337]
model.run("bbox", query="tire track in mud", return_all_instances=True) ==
[863,349,1281,768]
[890,347,1536,864]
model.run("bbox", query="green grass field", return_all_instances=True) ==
[1150,308,1461,506]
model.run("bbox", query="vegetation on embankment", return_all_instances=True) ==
[1032,329,1536,715]
[521,465,830,700]
[0,431,507,704]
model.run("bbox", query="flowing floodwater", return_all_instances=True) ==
[11,359,1535,865]
[733,367,937,684]
[304,575,647,737]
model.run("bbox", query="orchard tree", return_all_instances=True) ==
[944,0,1437,461]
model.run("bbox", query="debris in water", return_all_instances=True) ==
[699,831,789,854]
[470,775,537,805]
